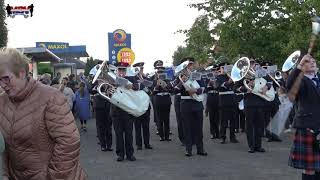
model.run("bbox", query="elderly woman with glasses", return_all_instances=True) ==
[0,48,86,180]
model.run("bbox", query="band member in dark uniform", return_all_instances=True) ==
[150,60,163,135]
[132,62,153,150]
[172,76,185,145]
[216,63,239,144]
[235,59,266,153]
[235,90,246,133]
[260,62,281,142]
[175,58,207,157]
[110,62,140,162]
[288,54,320,180]
[206,64,220,139]
[153,65,173,141]
[93,86,113,152]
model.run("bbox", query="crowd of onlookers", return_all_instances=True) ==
[36,72,92,131]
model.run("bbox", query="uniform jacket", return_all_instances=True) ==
[287,68,320,129]
[0,78,86,180]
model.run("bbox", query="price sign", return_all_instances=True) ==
[117,48,135,65]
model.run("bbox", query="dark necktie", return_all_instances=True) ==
[312,77,320,88]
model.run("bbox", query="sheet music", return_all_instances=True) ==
[115,77,129,87]
[138,79,154,87]
[158,73,168,80]
[190,72,202,81]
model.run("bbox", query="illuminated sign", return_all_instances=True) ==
[108,29,131,65]
[36,42,70,54]
[6,4,34,18]
[117,48,135,65]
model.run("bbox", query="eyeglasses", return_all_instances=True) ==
[0,76,12,86]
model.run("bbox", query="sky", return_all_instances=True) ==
[5,0,202,73]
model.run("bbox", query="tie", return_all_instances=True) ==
[312,77,320,88]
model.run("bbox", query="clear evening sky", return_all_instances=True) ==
[5,0,201,72]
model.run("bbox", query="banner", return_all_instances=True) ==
[108,29,131,65]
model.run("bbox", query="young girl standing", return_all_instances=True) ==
[74,82,91,131]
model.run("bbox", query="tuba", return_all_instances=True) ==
[231,57,275,101]
[92,60,150,117]
[175,61,204,102]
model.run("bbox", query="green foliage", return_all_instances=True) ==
[0,0,8,47]
[189,0,320,66]
[172,46,190,66]
[84,57,95,76]
[174,15,214,65]
[38,63,53,75]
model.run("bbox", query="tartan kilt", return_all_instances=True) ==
[288,128,320,170]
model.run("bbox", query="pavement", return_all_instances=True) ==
[79,104,300,180]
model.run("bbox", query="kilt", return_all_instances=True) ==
[288,128,320,170]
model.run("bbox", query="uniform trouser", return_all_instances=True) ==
[208,106,220,138]
[181,109,204,153]
[219,108,236,140]
[235,109,246,131]
[113,115,134,158]
[174,96,184,144]
[151,96,159,131]
[157,104,171,139]
[96,109,112,148]
[134,109,151,147]
[245,108,264,150]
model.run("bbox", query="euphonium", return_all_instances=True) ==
[92,60,150,117]
[231,57,275,101]
[175,61,204,102]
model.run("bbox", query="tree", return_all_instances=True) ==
[172,46,190,66]
[175,15,214,65]
[38,63,53,75]
[84,57,95,76]
[0,0,8,47]
[190,1,320,65]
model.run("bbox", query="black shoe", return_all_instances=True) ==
[185,152,192,157]
[210,135,215,139]
[106,147,113,151]
[117,156,124,162]
[97,142,101,145]
[197,151,208,156]
[127,156,136,161]
[145,145,153,149]
[160,138,165,141]
[83,127,87,132]
[230,138,239,143]
[220,139,226,144]
[267,138,273,142]
[248,149,255,153]
[156,131,159,135]
[165,138,172,141]
[181,143,185,146]
[101,147,107,152]
[255,148,266,153]
[235,129,239,133]
[137,146,142,150]
[169,131,173,135]
[241,129,245,133]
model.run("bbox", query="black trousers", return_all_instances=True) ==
[174,95,184,144]
[219,108,236,140]
[134,109,151,147]
[245,108,264,150]
[151,95,159,131]
[112,114,134,158]
[156,104,171,139]
[96,109,112,148]
[181,109,204,153]
[208,106,220,138]
[235,109,246,131]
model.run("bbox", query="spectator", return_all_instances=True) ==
[68,74,78,92]
[0,48,86,179]
[52,77,74,110]
[74,82,91,131]
[51,72,61,85]
[39,73,52,85]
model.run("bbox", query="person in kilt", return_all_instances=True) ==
[287,54,320,180]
